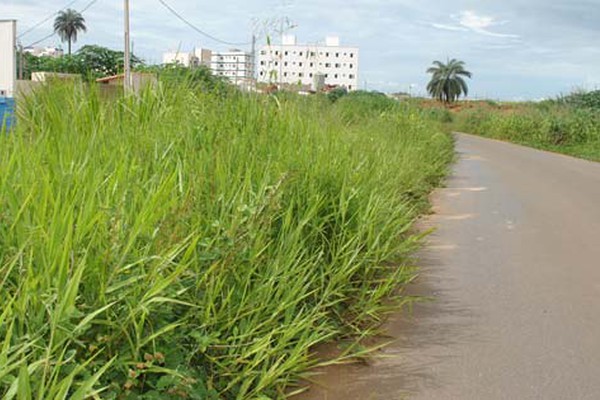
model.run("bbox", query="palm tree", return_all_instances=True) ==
[426,59,472,103]
[54,9,87,55]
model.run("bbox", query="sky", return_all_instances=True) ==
[1,0,600,100]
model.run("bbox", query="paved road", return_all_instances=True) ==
[301,133,600,400]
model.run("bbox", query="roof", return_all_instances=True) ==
[96,74,125,83]
[96,73,155,83]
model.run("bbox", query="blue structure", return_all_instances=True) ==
[0,96,14,131]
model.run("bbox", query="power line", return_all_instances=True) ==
[27,32,57,48]
[17,0,80,39]
[156,0,251,47]
[24,0,100,48]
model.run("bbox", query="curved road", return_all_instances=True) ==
[302,133,600,399]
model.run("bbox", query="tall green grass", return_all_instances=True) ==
[0,83,452,399]
[454,102,600,161]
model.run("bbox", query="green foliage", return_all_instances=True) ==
[18,45,143,81]
[334,90,398,123]
[560,90,600,110]
[53,9,87,55]
[0,83,452,399]
[136,64,230,93]
[426,59,472,103]
[326,87,348,103]
[454,102,600,161]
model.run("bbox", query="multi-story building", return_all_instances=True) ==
[257,35,359,91]
[210,49,255,84]
[162,48,212,68]
[23,46,64,58]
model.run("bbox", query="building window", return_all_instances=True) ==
[284,72,288,77]
[260,50,266,55]
[325,52,329,57]
[349,74,355,79]
[299,51,303,56]
[310,51,316,57]
[260,71,264,76]
[349,85,352,90]
[284,61,288,66]
[349,64,354,69]
[260,61,265,65]
[325,74,329,78]
[309,73,313,77]
[299,72,303,77]
[334,74,338,78]
[325,63,331,68]
[275,61,279,66]
[275,51,279,55]
[310,62,314,67]
[350,53,354,58]
[335,52,339,57]
[299,62,303,67]
[285,51,289,56]
[335,63,341,68]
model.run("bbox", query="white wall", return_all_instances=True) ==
[0,20,16,97]
[211,51,254,82]
[257,38,359,90]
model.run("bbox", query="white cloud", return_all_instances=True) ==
[456,10,496,31]
[430,10,519,39]
[431,23,468,32]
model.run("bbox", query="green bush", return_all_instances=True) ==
[454,102,600,160]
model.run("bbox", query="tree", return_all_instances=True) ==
[426,59,472,103]
[54,9,87,55]
[17,46,144,81]
[77,45,143,77]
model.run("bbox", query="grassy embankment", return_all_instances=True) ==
[0,84,452,399]
[445,92,600,161]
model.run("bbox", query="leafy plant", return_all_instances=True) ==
[426,59,472,103]
[1,82,452,398]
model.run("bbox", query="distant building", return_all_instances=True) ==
[210,49,255,84]
[162,47,255,87]
[162,47,212,68]
[23,46,64,58]
[257,35,359,91]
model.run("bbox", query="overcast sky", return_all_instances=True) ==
[2,0,600,99]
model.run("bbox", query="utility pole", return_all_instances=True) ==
[124,0,132,93]
[18,43,23,80]
[251,34,256,82]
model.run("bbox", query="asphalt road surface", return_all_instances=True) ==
[301,133,600,400]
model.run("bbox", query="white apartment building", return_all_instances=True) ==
[257,35,359,91]
[162,48,212,68]
[23,46,64,58]
[210,50,255,84]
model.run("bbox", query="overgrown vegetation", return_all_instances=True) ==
[0,84,452,399]
[451,96,600,161]
[18,45,143,81]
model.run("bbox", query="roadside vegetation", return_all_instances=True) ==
[0,81,452,399]
[450,91,600,161]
